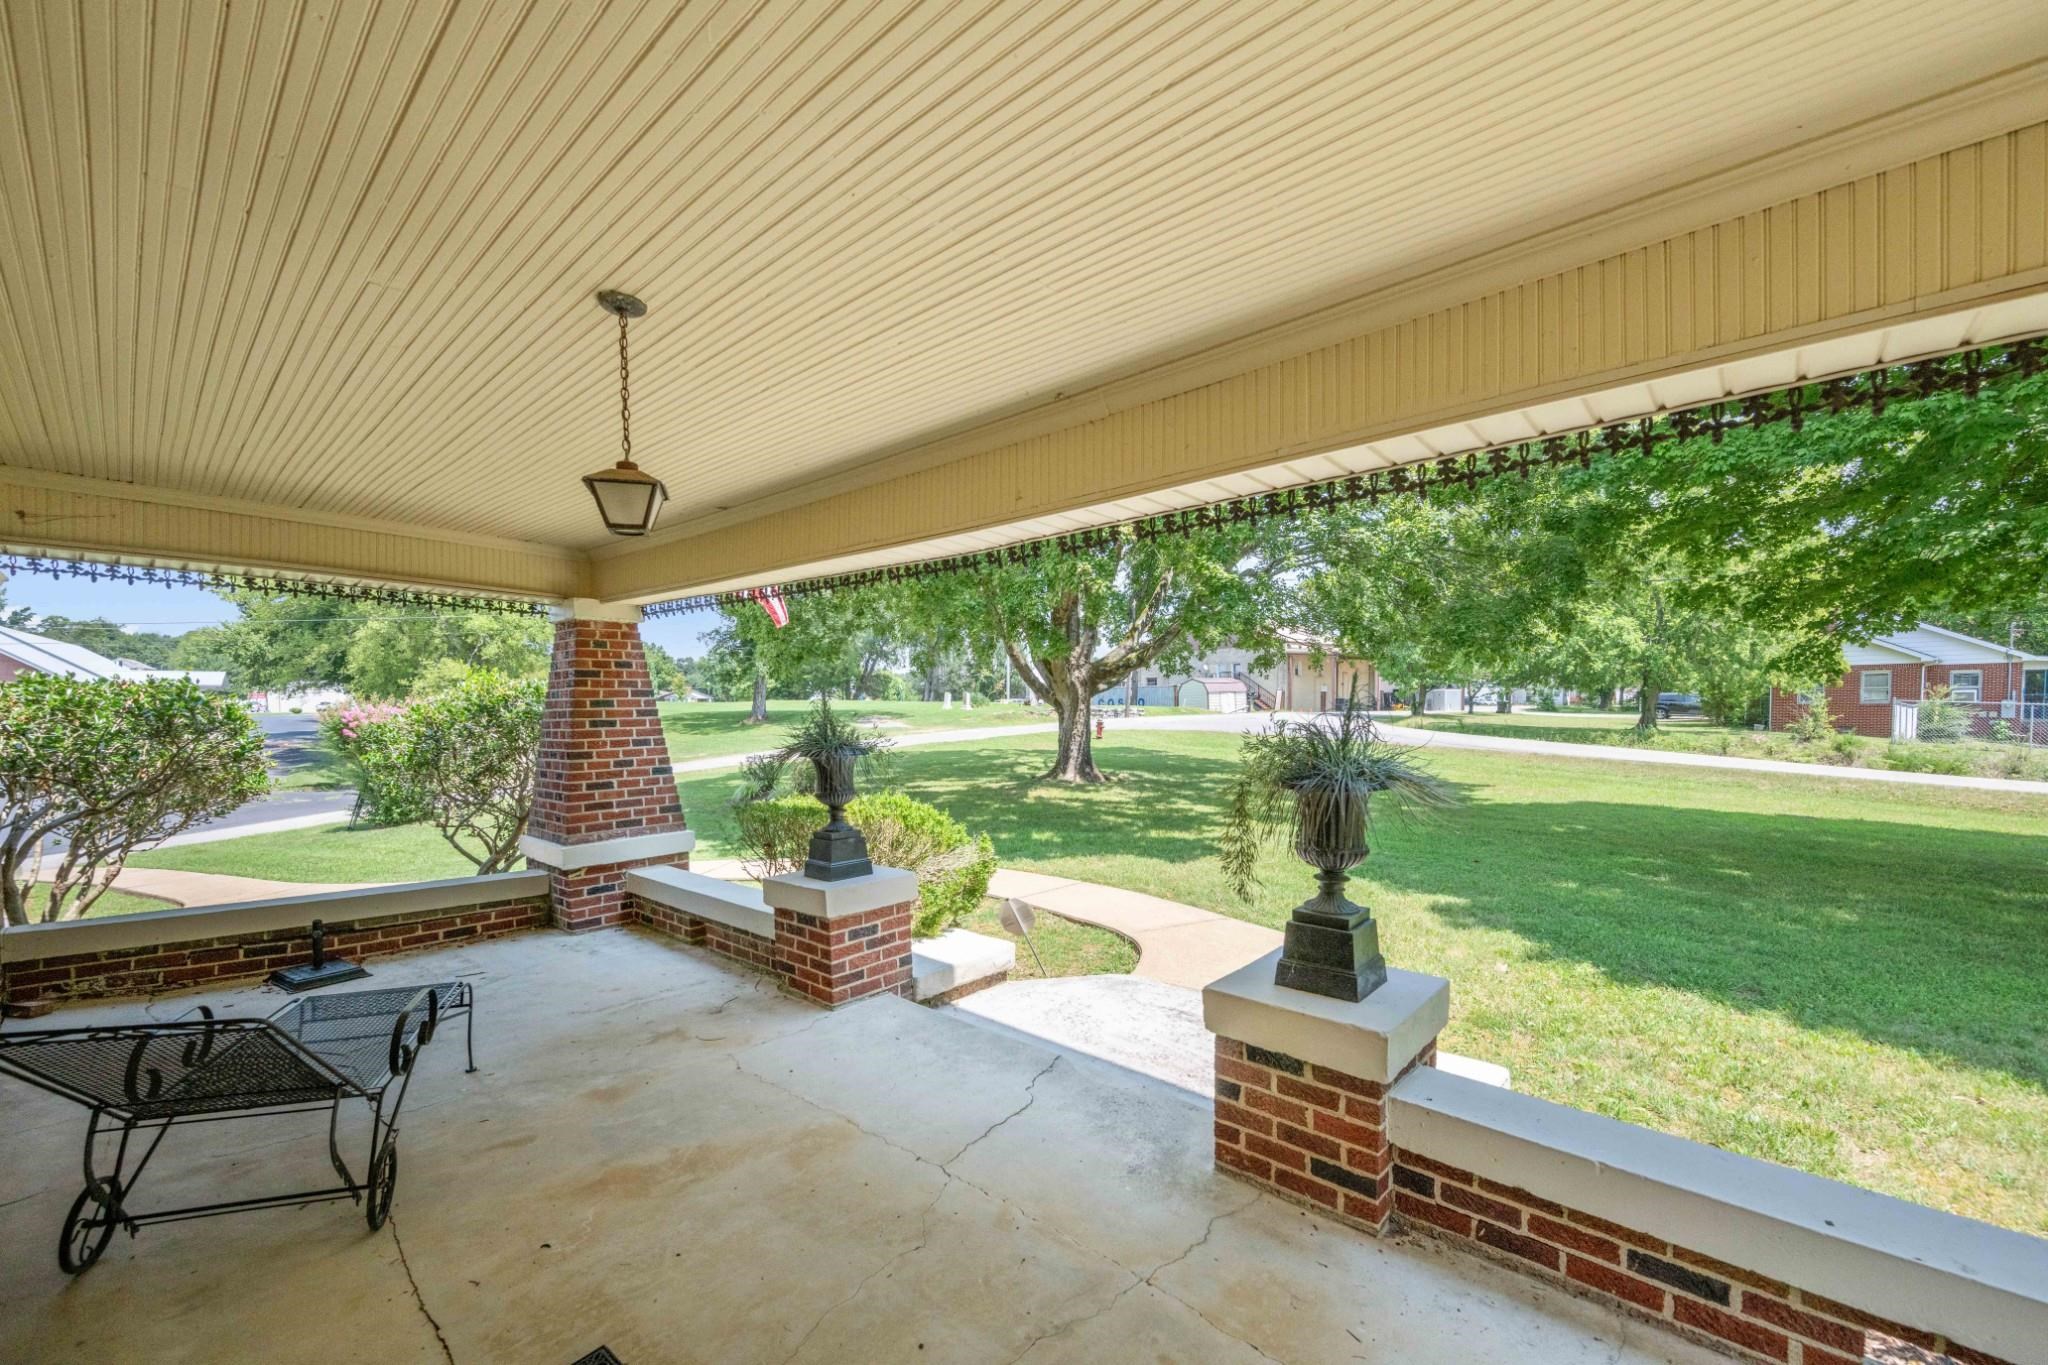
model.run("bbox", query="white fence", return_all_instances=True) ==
[1907,699,2048,746]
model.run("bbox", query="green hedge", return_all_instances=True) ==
[731,790,996,937]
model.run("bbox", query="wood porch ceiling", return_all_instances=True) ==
[3,0,2046,588]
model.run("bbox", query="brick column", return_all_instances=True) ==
[520,600,693,931]
[761,868,918,1006]
[1203,951,1447,1234]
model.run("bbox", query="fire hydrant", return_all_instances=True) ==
[1094,717,1105,741]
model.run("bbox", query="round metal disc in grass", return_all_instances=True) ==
[998,898,1036,935]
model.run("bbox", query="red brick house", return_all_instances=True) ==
[1767,623,2048,739]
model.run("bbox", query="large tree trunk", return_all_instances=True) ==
[1409,682,1428,717]
[747,668,769,724]
[1636,672,1658,731]
[1046,690,1103,783]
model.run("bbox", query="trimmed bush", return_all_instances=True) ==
[1883,744,1974,776]
[732,795,826,881]
[1916,685,1971,743]
[731,789,997,937]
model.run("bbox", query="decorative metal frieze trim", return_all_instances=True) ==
[0,551,548,616]
[643,334,2047,619]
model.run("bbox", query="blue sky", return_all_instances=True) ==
[0,569,727,656]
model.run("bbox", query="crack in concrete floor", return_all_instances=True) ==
[729,1027,1287,1365]
[388,1215,455,1365]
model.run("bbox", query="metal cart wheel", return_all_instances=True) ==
[365,1143,399,1231]
[58,1178,122,1274]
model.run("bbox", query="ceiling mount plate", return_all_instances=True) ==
[596,290,646,318]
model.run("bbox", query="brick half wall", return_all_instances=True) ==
[1382,1070,2037,1365]
[3,888,548,1011]
[1388,1150,2014,1365]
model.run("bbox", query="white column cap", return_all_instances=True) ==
[1204,949,1447,1084]
[762,867,919,919]
[548,597,643,623]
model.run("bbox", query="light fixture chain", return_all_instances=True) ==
[617,305,632,464]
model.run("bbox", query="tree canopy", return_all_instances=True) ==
[0,676,269,924]
[914,524,1299,780]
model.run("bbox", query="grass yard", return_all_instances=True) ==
[21,884,177,922]
[657,698,1207,762]
[270,737,356,791]
[1401,710,2048,781]
[679,730,2048,1234]
[958,900,1138,979]
[132,820,473,884]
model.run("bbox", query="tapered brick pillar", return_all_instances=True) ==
[520,600,693,930]
[1203,949,1447,1233]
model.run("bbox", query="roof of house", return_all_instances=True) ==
[0,627,228,687]
[0,625,131,680]
[1856,623,2048,665]
[1275,627,1338,652]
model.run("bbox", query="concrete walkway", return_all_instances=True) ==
[694,858,1276,991]
[674,708,2048,793]
[107,866,375,908]
[988,867,1279,990]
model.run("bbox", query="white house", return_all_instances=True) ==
[0,626,228,691]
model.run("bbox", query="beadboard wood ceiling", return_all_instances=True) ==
[2,0,2046,571]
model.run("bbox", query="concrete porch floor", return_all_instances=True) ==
[0,930,1728,1364]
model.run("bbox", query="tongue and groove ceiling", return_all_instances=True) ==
[2,0,2046,594]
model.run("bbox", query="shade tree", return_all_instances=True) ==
[912,524,1300,782]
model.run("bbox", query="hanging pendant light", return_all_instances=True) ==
[583,290,668,536]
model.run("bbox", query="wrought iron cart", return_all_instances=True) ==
[0,980,474,1273]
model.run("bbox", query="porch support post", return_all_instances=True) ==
[760,868,918,1007]
[1204,950,1447,1234]
[521,599,692,931]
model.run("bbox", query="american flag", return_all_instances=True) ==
[753,586,789,628]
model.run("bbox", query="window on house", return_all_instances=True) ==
[1859,671,1892,704]
[1794,690,1819,706]
[1948,670,1982,703]
[2026,668,2047,704]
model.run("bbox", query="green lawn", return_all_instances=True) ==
[1400,710,2048,780]
[22,884,178,921]
[958,900,1137,979]
[271,736,356,791]
[132,725,2048,1233]
[1411,709,1650,729]
[132,820,473,883]
[657,698,1207,762]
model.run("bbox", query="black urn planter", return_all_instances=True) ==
[803,750,874,882]
[1272,787,1388,1002]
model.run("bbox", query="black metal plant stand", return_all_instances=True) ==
[0,981,476,1273]
[267,917,369,992]
[804,751,874,882]
[1272,788,1388,1003]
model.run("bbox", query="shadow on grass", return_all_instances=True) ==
[1357,798,2048,1089]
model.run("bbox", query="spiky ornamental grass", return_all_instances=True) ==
[730,696,893,806]
[1219,680,1457,900]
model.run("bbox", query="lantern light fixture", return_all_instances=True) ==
[583,290,668,536]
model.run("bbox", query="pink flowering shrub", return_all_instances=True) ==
[318,701,423,824]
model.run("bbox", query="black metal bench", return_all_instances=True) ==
[0,980,475,1272]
